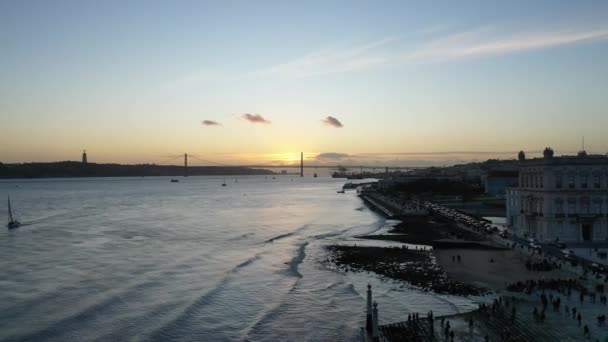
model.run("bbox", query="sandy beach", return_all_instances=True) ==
[434,248,571,291]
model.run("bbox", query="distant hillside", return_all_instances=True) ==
[0,161,275,178]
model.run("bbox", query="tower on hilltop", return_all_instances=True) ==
[82,150,88,164]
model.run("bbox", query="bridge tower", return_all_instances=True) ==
[184,153,188,177]
[300,152,304,177]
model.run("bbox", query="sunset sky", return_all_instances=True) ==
[1,1,608,166]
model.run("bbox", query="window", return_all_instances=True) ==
[555,198,564,214]
[568,198,576,215]
[582,197,590,214]
[593,199,602,214]
[594,174,601,188]
[581,174,588,189]
[568,174,575,189]
[540,175,543,188]
[555,173,563,189]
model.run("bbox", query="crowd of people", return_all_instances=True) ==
[506,278,585,295]
[525,258,560,271]
[508,276,608,340]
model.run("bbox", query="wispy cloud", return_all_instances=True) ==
[202,120,221,126]
[258,38,394,78]
[404,27,608,62]
[242,113,271,124]
[322,116,343,128]
[258,24,608,77]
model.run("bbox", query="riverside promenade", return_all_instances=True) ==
[359,191,429,218]
[356,191,608,341]
[366,289,608,341]
[358,241,608,341]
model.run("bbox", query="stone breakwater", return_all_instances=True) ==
[325,245,485,296]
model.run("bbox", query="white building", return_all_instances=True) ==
[507,148,608,243]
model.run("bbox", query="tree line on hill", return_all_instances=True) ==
[0,161,275,178]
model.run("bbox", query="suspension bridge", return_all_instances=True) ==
[153,152,422,177]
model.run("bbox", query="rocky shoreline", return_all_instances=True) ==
[325,244,486,296]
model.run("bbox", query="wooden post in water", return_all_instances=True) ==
[372,301,379,342]
[366,284,373,332]
[300,152,304,177]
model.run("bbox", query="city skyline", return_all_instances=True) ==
[1,1,608,165]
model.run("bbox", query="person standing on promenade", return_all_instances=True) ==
[540,310,545,323]
[578,313,582,327]
[469,316,474,334]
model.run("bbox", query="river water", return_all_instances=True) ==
[0,176,477,341]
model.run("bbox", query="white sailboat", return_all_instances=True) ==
[7,196,21,229]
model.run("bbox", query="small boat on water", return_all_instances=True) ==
[337,190,345,194]
[170,179,179,183]
[313,173,318,178]
[7,196,20,229]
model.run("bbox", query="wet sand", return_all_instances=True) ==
[361,215,486,246]
[434,248,571,291]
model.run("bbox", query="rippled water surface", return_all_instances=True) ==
[0,176,477,341]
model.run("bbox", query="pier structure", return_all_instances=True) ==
[366,284,373,331]
[372,302,379,342]
[361,284,382,342]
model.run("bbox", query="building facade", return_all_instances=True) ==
[485,170,518,195]
[507,149,608,243]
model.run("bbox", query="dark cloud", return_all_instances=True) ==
[243,113,271,124]
[322,116,343,128]
[202,120,221,126]
[316,152,351,160]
